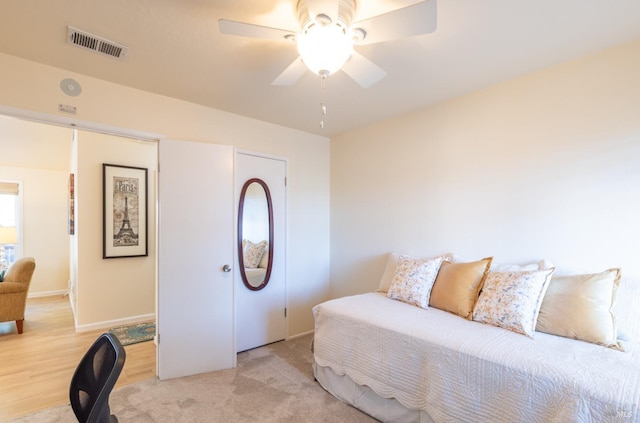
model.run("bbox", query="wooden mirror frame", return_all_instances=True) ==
[237,178,274,291]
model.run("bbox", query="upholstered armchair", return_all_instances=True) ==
[0,257,36,334]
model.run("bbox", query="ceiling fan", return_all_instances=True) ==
[219,0,437,88]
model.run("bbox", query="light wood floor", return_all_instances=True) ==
[0,295,156,421]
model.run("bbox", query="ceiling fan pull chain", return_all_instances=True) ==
[320,75,327,129]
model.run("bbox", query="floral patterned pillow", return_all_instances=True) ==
[387,255,444,309]
[473,268,555,337]
[243,240,267,269]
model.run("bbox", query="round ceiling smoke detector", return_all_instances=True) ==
[60,78,82,97]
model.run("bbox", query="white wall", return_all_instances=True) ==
[330,40,640,298]
[0,166,70,295]
[0,52,330,336]
[0,117,72,295]
[74,131,157,329]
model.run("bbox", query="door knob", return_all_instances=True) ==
[222,264,232,272]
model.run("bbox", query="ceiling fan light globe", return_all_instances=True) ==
[297,23,353,76]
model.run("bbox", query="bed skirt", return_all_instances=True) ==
[313,362,436,423]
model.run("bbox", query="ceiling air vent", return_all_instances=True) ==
[67,26,128,59]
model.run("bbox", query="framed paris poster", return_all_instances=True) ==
[103,163,148,258]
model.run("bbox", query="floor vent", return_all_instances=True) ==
[67,26,128,59]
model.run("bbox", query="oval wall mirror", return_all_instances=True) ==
[238,178,274,291]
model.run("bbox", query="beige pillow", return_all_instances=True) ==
[429,257,492,319]
[387,255,444,309]
[258,244,269,268]
[536,268,623,350]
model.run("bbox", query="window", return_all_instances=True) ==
[0,181,20,270]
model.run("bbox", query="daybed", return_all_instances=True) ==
[312,254,640,422]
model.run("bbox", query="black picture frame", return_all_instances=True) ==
[103,163,148,258]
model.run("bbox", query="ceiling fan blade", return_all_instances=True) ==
[302,0,339,24]
[352,0,437,45]
[341,51,387,88]
[271,57,308,86]
[218,19,295,41]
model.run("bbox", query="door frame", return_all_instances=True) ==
[0,106,163,376]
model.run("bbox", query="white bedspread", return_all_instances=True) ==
[244,267,266,286]
[313,292,640,422]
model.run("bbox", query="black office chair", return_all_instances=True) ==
[70,333,126,423]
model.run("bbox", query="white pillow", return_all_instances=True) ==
[491,262,540,272]
[473,268,555,337]
[387,255,444,309]
[258,244,269,268]
[377,253,400,293]
[615,277,640,343]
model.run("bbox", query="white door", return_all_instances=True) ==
[236,153,287,352]
[157,140,235,379]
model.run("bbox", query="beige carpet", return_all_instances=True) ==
[9,334,378,423]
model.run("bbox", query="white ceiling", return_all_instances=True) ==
[1,0,640,137]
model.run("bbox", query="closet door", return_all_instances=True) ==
[236,153,287,352]
[157,140,235,379]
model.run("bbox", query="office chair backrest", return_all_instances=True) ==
[70,333,126,423]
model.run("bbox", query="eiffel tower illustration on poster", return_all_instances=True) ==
[115,196,138,245]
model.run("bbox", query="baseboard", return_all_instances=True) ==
[68,290,78,327]
[287,329,314,340]
[28,290,68,298]
[74,313,156,333]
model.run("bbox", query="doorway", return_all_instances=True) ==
[0,180,21,272]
